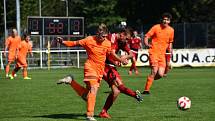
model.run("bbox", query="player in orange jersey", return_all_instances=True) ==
[142,13,174,94]
[9,34,33,80]
[4,29,21,78]
[56,24,127,121]
[128,30,142,75]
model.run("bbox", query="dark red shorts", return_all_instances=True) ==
[103,64,122,87]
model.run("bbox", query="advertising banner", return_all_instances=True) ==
[123,49,215,67]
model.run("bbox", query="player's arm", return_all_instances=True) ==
[144,36,151,48]
[144,26,156,48]
[29,45,33,57]
[56,37,80,47]
[4,39,9,57]
[108,50,128,65]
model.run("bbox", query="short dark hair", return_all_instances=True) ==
[23,33,30,39]
[120,27,133,36]
[162,12,172,20]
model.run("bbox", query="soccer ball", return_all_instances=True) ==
[177,96,191,110]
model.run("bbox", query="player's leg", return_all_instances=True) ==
[112,68,143,102]
[134,53,139,75]
[57,75,88,101]
[9,64,21,79]
[5,54,15,77]
[18,58,31,79]
[99,85,120,118]
[142,54,158,94]
[5,61,13,78]
[23,67,31,79]
[154,56,166,80]
[142,66,158,94]
[85,80,100,121]
[129,57,135,75]
[164,53,172,77]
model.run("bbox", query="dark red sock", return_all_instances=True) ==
[118,85,136,97]
[103,93,115,112]
[130,63,134,71]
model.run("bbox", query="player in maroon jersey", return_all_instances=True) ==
[128,30,143,75]
[99,28,143,119]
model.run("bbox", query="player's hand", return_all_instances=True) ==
[3,51,6,57]
[56,37,63,44]
[31,53,34,57]
[120,55,128,65]
[115,61,121,67]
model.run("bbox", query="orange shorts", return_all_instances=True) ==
[83,63,103,88]
[84,80,101,88]
[7,53,16,62]
[149,53,166,68]
[16,57,27,67]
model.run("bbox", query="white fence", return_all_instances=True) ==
[0,50,87,70]
[1,49,215,70]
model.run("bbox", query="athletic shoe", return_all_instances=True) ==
[8,74,14,80]
[128,71,132,75]
[99,111,111,118]
[136,90,143,102]
[14,74,17,77]
[142,91,150,95]
[57,75,73,84]
[86,116,97,121]
[24,77,32,80]
[6,74,9,78]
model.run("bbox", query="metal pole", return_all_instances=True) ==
[39,0,43,68]
[4,0,7,39]
[39,0,41,16]
[16,0,21,35]
[66,0,68,16]
[61,0,68,16]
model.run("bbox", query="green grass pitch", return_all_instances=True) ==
[0,67,215,121]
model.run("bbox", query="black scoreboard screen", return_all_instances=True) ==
[27,17,84,37]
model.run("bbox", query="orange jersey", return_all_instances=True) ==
[17,41,32,58]
[145,24,174,55]
[5,36,21,54]
[63,36,112,80]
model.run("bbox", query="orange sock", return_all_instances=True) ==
[144,76,154,91]
[5,65,10,75]
[87,92,96,117]
[23,69,28,77]
[70,80,88,99]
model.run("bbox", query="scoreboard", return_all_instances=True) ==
[27,16,84,37]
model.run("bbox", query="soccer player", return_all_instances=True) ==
[9,34,33,80]
[4,29,21,78]
[128,30,142,75]
[142,13,174,94]
[56,24,127,121]
[98,28,143,119]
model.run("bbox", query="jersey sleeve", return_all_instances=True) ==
[62,36,90,47]
[145,25,156,38]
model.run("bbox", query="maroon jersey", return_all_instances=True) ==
[128,37,141,51]
[107,33,118,44]
[106,38,130,66]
